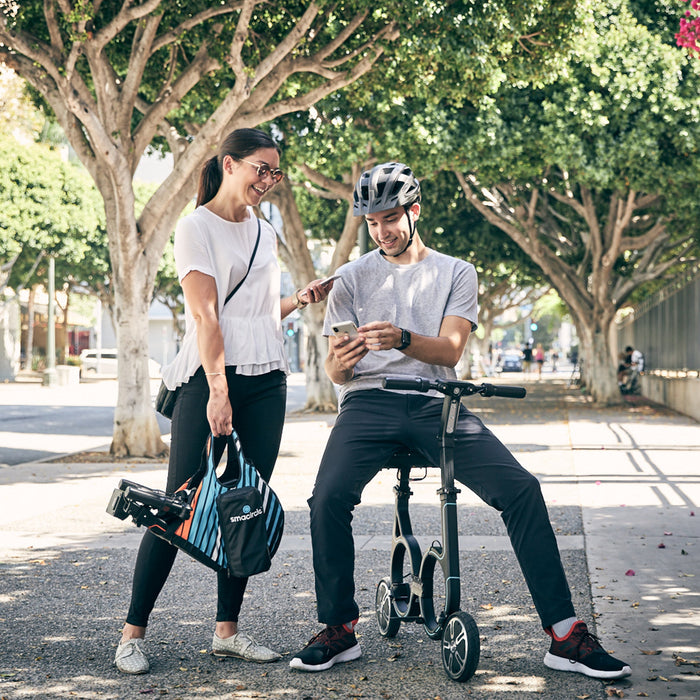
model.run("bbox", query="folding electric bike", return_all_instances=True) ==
[374,376,526,682]
[107,479,192,530]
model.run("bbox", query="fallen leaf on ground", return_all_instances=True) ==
[674,653,700,666]
[625,569,635,576]
[639,649,662,655]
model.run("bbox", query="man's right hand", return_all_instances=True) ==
[326,333,368,383]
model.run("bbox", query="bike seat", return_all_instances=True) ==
[382,447,435,470]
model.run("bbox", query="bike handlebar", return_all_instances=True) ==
[382,376,526,399]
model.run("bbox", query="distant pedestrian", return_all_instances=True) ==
[522,342,533,375]
[551,350,559,372]
[534,343,545,378]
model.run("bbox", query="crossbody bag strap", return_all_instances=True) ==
[223,217,261,307]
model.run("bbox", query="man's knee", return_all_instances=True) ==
[504,470,545,511]
[309,489,355,524]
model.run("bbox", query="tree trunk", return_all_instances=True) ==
[302,307,337,412]
[267,181,339,411]
[575,320,620,404]
[0,299,20,380]
[108,198,167,457]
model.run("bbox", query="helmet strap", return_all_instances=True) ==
[379,205,415,258]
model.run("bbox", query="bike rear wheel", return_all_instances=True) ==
[375,577,401,638]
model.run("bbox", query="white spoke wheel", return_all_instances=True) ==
[375,578,401,637]
[441,611,480,682]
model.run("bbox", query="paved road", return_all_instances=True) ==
[0,376,698,700]
[0,374,308,466]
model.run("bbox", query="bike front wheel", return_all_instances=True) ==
[441,611,480,682]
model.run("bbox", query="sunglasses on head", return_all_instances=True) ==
[239,159,285,184]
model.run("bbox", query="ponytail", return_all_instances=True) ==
[196,156,221,207]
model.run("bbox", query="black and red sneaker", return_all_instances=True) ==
[544,621,631,679]
[289,621,361,672]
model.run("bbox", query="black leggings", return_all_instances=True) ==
[125,367,287,627]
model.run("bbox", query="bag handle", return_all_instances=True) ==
[185,432,243,491]
[223,217,261,307]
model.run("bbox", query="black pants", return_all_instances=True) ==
[125,367,286,626]
[309,390,575,629]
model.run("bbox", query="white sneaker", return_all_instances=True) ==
[115,638,149,674]
[211,631,281,663]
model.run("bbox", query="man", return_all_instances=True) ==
[522,341,533,375]
[620,345,644,392]
[289,162,631,681]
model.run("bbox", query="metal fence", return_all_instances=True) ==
[617,265,700,375]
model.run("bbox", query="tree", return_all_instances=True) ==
[0,1,401,455]
[418,172,549,376]
[0,135,106,371]
[269,0,582,405]
[0,0,581,444]
[453,0,700,403]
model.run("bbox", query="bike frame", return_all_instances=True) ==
[386,386,465,636]
[382,377,526,638]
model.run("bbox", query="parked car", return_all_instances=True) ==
[79,348,161,378]
[498,353,523,372]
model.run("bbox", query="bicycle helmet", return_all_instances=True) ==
[353,162,421,216]
[353,162,421,257]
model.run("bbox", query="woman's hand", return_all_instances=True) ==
[298,277,336,305]
[206,374,233,436]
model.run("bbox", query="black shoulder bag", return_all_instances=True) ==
[156,218,262,419]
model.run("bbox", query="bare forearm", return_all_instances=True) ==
[195,316,227,379]
[280,292,302,320]
[401,333,467,368]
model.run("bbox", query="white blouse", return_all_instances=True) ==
[161,206,289,390]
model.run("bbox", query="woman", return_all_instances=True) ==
[534,343,545,378]
[115,128,332,674]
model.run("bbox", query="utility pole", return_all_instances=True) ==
[42,256,56,386]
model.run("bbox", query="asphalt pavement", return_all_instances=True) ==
[0,371,698,700]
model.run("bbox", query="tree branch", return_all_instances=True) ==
[150,1,247,55]
[297,163,353,199]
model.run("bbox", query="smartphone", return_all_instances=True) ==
[331,321,359,338]
[299,274,341,300]
[320,274,341,288]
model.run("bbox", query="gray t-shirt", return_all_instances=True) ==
[324,249,479,404]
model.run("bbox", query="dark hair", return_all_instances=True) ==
[625,345,633,353]
[196,128,280,207]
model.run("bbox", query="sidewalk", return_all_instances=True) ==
[0,375,698,699]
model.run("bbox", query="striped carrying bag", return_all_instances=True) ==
[149,431,284,577]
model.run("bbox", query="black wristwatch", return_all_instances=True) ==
[397,328,412,351]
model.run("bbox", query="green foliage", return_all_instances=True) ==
[455,0,700,286]
[419,171,544,285]
[0,136,107,291]
[458,1,700,194]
